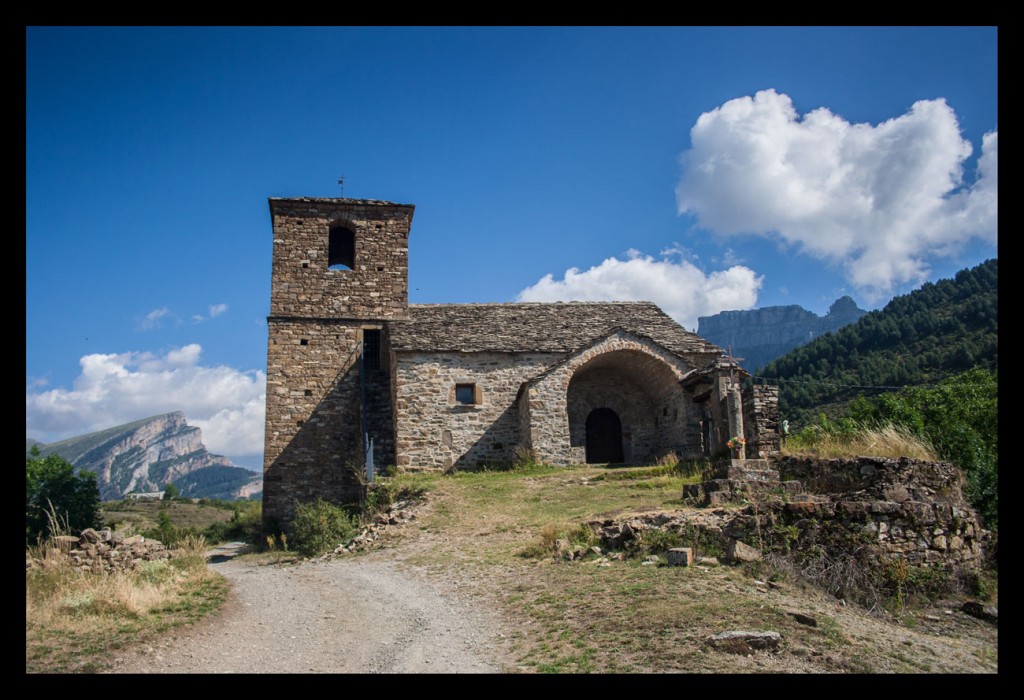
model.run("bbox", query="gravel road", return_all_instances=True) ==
[109,543,510,674]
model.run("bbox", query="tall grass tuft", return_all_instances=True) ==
[784,421,938,461]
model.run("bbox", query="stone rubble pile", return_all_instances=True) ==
[26,527,181,574]
[330,498,422,557]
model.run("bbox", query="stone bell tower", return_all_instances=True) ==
[262,197,415,529]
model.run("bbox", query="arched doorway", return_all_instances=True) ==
[586,408,624,463]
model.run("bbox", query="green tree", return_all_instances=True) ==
[163,482,180,501]
[26,447,101,542]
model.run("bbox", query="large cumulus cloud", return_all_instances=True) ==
[676,89,997,298]
[516,250,763,331]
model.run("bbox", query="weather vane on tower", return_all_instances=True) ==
[337,175,346,197]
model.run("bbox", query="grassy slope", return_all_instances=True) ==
[381,464,997,674]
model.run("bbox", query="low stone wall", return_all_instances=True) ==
[766,456,987,568]
[26,527,182,574]
[619,456,990,580]
[777,456,966,504]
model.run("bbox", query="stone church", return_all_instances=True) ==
[262,196,779,526]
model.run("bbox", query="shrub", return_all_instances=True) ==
[679,524,724,559]
[362,481,426,518]
[513,444,541,470]
[289,499,359,557]
[202,500,263,544]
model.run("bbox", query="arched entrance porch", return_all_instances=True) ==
[566,348,690,465]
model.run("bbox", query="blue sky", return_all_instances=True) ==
[26,27,998,468]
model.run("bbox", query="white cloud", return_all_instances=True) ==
[26,344,266,459]
[209,303,228,318]
[676,89,997,299]
[27,376,49,389]
[516,252,763,330]
[139,306,171,330]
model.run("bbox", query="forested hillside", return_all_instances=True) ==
[761,259,997,426]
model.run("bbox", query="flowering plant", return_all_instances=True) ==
[726,436,746,450]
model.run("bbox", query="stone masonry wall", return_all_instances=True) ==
[770,456,988,568]
[610,457,988,580]
[742,383,780,458]
[268,198,414,320]
[393,351,560,470]
[263,318,365,528]
[27,528,183,575]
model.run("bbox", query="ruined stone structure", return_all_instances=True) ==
[263,196,779,527]
[674,455,989,574]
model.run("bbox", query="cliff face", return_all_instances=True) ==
[30,412,262,501]
[698,296,867,372]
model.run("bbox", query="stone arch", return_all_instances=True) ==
[524,332,697,465]
[328,222,356,270]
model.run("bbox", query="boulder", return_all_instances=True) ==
[961,601,998,623]
[726,539,762,563]
[707,630,782,653]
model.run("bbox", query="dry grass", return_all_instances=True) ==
[783,423,938,461]
[26,533,228,673]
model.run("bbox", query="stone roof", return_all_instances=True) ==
[680,356,750,386]
[388,302,723,355]
[268,196,415,208]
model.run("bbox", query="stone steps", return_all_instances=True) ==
[684,458,805,507]
[714,459,781,482]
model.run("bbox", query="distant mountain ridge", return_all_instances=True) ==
[27,412,262,501]
[698,295,868,371]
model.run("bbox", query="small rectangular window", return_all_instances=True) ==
[300,338,309,346]
[455,383,476,405]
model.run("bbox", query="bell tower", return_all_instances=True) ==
[268,197,415,320]
[263,197,415,529]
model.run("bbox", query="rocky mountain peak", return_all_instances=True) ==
[698,296,868,372]
[827,295,861,318]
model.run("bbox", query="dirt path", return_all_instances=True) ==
[108,543,510,674]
